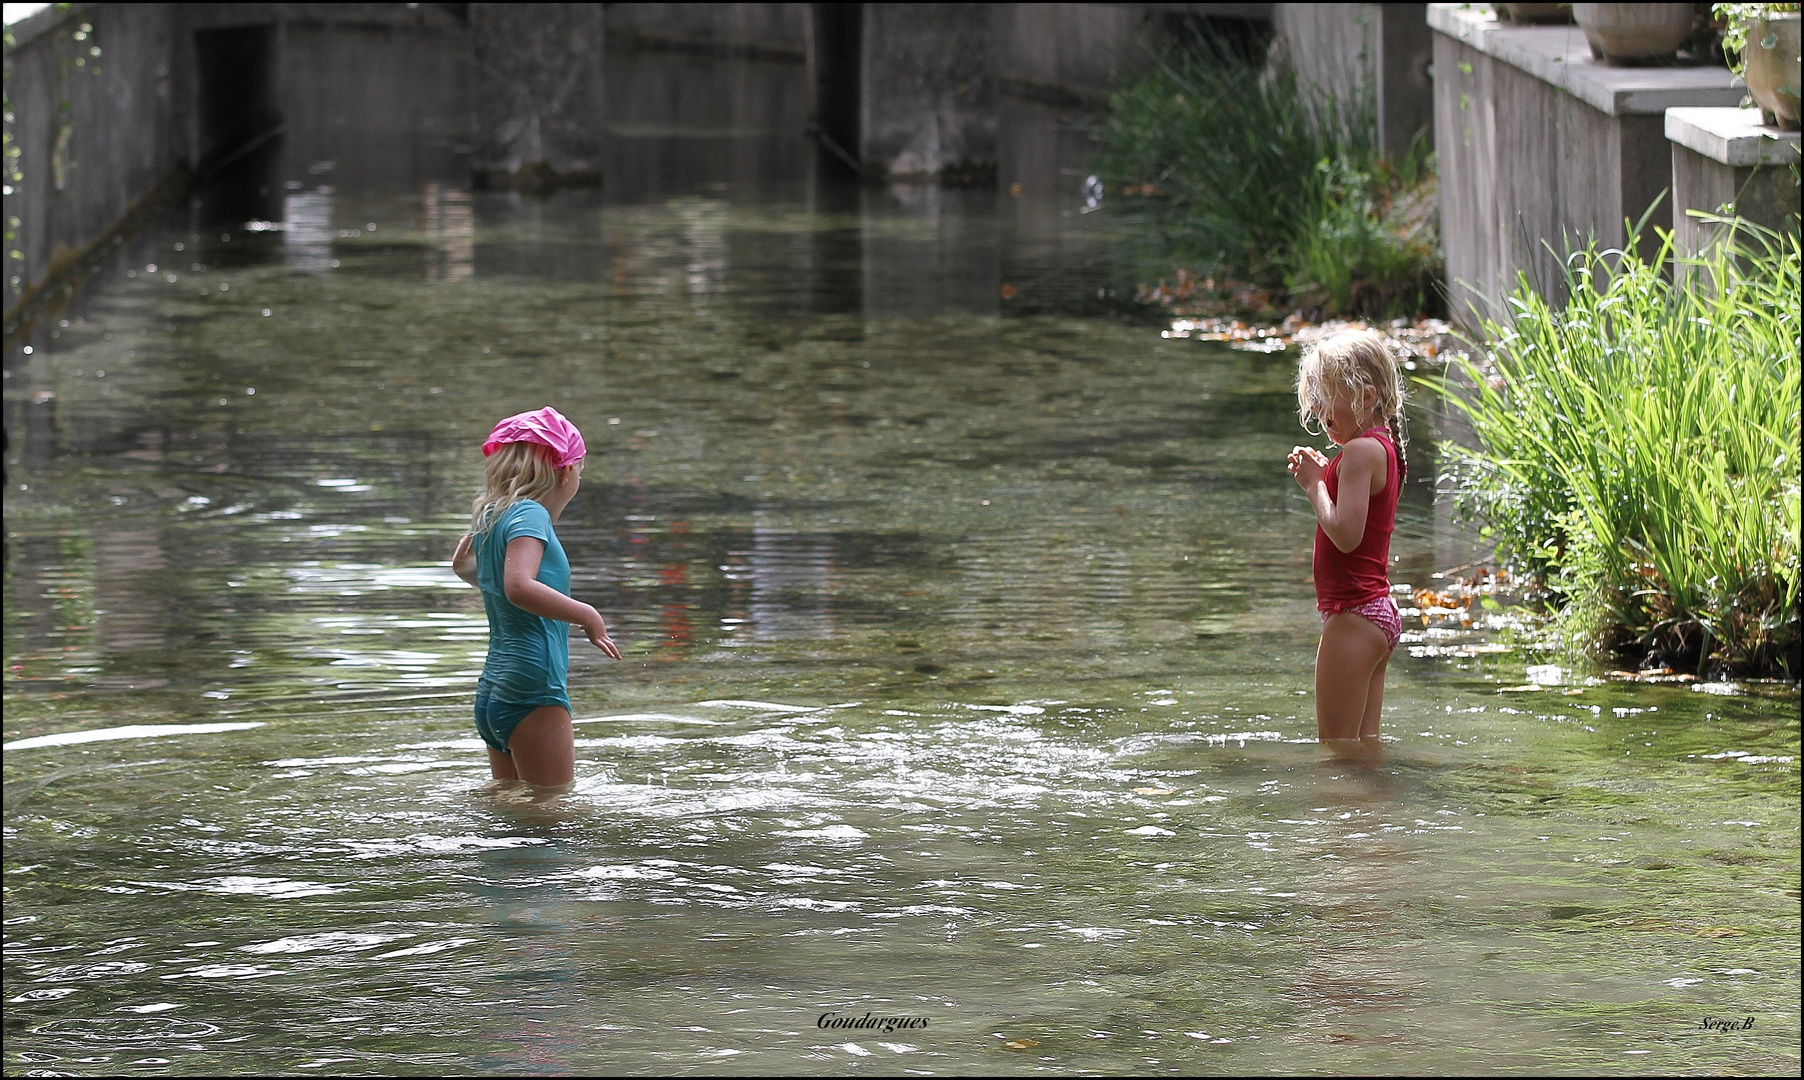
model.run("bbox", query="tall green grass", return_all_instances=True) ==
[1442,225,1801,676]
[1094,34,1441,318]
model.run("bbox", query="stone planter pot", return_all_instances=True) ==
[1742,13,1802,131]
[1572,3,1696,65]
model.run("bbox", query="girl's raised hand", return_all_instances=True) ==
[1288,446,1328,488]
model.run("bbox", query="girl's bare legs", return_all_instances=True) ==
[1316,613,1391,741]
[485,705,576,787]
[1359,650,1389,738]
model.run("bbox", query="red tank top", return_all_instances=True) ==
[1313,427,1399,612]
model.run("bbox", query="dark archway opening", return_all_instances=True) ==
[192,24,284,225]
[808,4,863,181]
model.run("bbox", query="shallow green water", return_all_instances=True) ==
[5,138,1800,1078]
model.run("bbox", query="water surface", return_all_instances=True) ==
[5,49,1799,1079]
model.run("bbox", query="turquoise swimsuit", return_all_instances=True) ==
[471,499,572,753]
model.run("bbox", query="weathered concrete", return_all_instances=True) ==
[1271,3,1434,158]
[4,4,187,326]
[808,3,1277,182]
[1430,4,1743,327]
[998,4,1272,109]
[277,19,469,194]
[604,49,809,201]
[857,3,1000,183]
[1665,107,1802,262]
[606,3,806,60]
[468,3,606,190]
[4,2,474,335]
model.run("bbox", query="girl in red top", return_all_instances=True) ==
[1286,330,1407,742]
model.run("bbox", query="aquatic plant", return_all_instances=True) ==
[1439,224,1802,677]
[1094,31,1441,320]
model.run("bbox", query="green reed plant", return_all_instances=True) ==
[1440,224,1801,676]
[1281,139,1441,318]
[1095,32,1441,318]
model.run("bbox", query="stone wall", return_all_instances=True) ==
[4,4,187,323]
[1270,3,1434,159]
[1665,107,1802,269]
[4,2,470,332]
[999,3,1273,107]
[859,3,1000,182]
[605,2,807,60]
[469,3,606,188]
[1429,4,1741,327]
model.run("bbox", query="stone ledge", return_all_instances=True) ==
[1428,3,1742,116]
[1666,107,1803,167]
[3,2,90,54]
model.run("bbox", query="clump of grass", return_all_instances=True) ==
[1440,224,1801,677]
[1095,33,1441,320]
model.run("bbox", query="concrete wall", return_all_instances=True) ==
[1436,28,1667,319]
[4,4,188,320]
[860,3,1000,181]
[606,3,807,59]
[1430,5,1742,327]
[469,3,606,187]
[1671,144,1802,261]
[999,3,1273,106]
[1270,3,1433,158]
[999,3,1153,105]
[4,1,471,332]
[603,49,810,201]
[1665,110,1803,266]
[278,19,469,194]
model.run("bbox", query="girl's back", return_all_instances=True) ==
[475,498,572,704]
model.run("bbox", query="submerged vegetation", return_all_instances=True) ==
[1096,32,1441,320]
[1442,225,1802,678]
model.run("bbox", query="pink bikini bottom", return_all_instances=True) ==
[1320,595,1402,652]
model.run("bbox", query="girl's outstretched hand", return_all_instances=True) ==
[1288,445,1328,488]
[581,609,624,660]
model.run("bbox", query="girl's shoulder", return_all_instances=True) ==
[1337,434,1390,468]
[487,499,553,539]
[508,498,553,525]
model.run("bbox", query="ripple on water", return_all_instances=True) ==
[238,932,413,955]
[127,877,350,899]
[33,1018,222,1041]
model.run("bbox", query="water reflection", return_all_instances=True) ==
[282,192,335,273]
[423,183,475,284]
[745,519,837,642]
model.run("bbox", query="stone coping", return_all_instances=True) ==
[2,1,89,54]
[1666,107,1803,167]
[1428,3,1743,116]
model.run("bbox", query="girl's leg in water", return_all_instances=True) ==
[487,746,517,781]
[488,706,577,787]
[1359,650,1390,738]
[1316,612,1391,741]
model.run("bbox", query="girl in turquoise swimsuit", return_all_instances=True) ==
[451,407,622,787]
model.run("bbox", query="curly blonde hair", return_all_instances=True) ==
[470,441,563,541]
[1296,328,1408,477]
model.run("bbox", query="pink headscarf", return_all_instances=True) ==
[481,406,587,469]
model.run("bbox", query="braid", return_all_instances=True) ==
[1387,411,1408,483]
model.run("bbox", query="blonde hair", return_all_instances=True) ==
[470,441,562,542]
[1296,328,1408,478]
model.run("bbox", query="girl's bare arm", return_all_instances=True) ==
[1295,438,1384,553]
[502,536,624,659]
[452,534,478,586]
